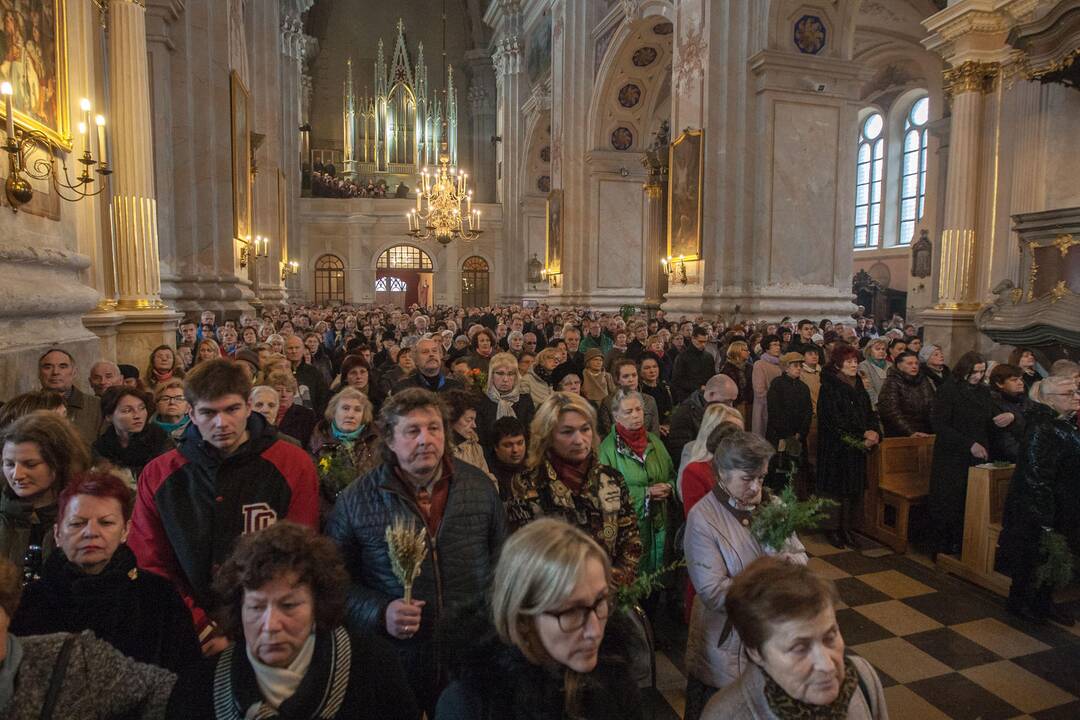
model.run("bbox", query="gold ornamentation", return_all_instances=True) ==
[1026,241,1039,302]
[1049,280,1069,303]
[1009,287,1023,304]
[1053,233,1078,257]
[943,61,998,98]
[1027,47,1080,82]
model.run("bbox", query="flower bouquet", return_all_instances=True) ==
[751,484,837,553]
[317,449,357,501]
[385,517,428,603]
[465,367,487,393]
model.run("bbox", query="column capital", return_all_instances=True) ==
[942,59,999,98]
[923,0,1039,65]
[492,36,523,77]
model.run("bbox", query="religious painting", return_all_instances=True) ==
[546,188,562,275]
[0,0,70,150]
[526,15,551,86]
[230,71,251,243]
[794,15,827,55]
[668,128,703,261]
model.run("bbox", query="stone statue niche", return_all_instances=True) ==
[911,229,932,279]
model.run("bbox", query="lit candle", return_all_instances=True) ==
[474,209,480,231]
[77,121,87,154]
[466,191,472,215]
[95,115,107,165]
[79,98,92,153]
[1,82,13,141]
[416,189,421,211]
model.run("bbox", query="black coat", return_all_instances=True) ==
[325,459,506,710]
[996,403,1080,578]
[279,403,319,449]
[475,393,536,448]
[720,361,754,406]
[641,380,675,425]
[671,345,715,403]
[766,373,812,446]
[665,389,707,462]
[435,604,643,720]
[929,378,993,548]
[295,361,331,415]
[877,368,935,437]
[989,389,1033,463]
[816,370,879,498]
[11,544,201,674]
[92,423,174,485]
[168,628,420,720]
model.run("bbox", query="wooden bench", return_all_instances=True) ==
[937,464,1014,596]
[858,436,934,553]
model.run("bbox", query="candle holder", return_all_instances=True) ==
[3,128,113,212]
[662,255,688,285]
[281,261,299,283]
[238,235,270,269]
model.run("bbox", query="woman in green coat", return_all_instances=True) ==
[599,389,676,582]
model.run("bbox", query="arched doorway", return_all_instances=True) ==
[461,256,490,307]
[314,254,346,305]
[375,245,433,308]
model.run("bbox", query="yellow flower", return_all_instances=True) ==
[318,456,332,473]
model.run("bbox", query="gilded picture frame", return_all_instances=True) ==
[545,188,562,275]
[230,70,252,243]
[667,128,704,261]
[0,0,71,151]
[277,168,288,263]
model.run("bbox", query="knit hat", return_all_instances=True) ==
[779,352,804,366]
[119,364,140,380]
[550,362,581,389]
[234,348,261,369]
[584,347,604,363]
[918,344,940,364]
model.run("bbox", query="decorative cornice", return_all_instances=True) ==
[942,59,999,97]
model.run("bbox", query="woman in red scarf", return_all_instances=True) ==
[598,390,676,587]
[144,345,186,392]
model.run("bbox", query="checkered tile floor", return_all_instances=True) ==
[638,533,1080,720]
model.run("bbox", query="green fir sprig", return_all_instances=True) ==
[616,559,686,610]
[1035,529,1075,591]
[840,432,870,453]
[751,484,838,552]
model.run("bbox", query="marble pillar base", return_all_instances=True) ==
[919,307,983,363]
[113,308,184,368]
[257,284,288,308]
[82,310,126,364]
[161,271,256,317]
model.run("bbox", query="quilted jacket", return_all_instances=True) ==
[877,367,935,437]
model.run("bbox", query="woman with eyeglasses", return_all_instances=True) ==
[435,517,642,720]
[151,379,191,441]
[682,430,809,720]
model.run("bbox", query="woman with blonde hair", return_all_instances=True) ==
[678,403,745,499]
[520,347,560,407]
[508,392,642,587]
[309,387,380,520]
[858,338,889,408]
[266,369,318,447]
[477,351,536,446]
[435,518,643,720]
[719,340,753,421]
[193,337,222,366]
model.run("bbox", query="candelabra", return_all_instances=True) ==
[238,235,270,269]
[662,255,688,285]
[3,88,112,212]
[281,260,299,283]
[406,150,482,246]
[540,266,561,288]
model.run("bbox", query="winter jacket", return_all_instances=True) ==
[0,492,57,579]
[877,367,935,437]
[2,630,175,720]
[720,361,753,407]
[816,370,879,498]
[929,378,993,549]
[641,380,675,425]
[325,458,506,710]
[702,655,888,720]
[64,386,102,445]
[279,403,318,449]
[452,432,497,484]
[11,544,201,674]
[435,604,644,720]
[598,430,676,577]
[309,422,383,524]
[997,403,1080,576]
[519,367,554,407]
[673,345,716,403]
[751,357,782,436]
[580,332,614,356]
[922,364,949,390]
[475,392,535,448]
[666,390,707,464]
[988,388,1032,463]
[683,488,807,689]
[294,361,331,415]
[167,628,419,720]
[92,423,175,491]
[394,372,465,395]
[765,374,812,447]
[507,456,643,587]
[128,412,319,638]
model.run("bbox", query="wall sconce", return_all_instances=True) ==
[281,260,299,283]
[662,255,688,285]
[238,235,270,269]
[541,267,561,288]
[3,88,112,212]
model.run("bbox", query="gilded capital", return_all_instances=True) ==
[942,61,999,98]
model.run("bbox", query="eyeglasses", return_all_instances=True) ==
[544,596,611,632]
[160,395,186,404]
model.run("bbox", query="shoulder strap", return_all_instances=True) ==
[39,635,77,720]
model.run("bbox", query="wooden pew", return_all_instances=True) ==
[937,464,1014,596]
[858,436,934,553]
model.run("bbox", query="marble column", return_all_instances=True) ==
[642,182,665,309]
[278,3,312,306]
[108,0,181,364]
[487,0,525,301]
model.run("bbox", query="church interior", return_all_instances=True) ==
[1,0,1080,718]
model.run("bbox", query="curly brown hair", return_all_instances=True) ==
[212,522,348,641]
[376,387,448,466]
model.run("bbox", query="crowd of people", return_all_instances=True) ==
[308,163,410,199]
[0,301,1077,719]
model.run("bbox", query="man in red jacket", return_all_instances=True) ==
[128,359,319,655]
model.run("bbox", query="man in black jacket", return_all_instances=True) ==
[766,352,813,448]
[787,318,823,357]
[286,334,330,415]
[671,326,716,403]
[666,373,739,462]
[393,337,463,394]
[326,388,506,716]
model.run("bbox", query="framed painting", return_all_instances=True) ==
[277,168,287,262]
[0,0,71,150]
[230,70,251,242]
[667,128,704,261]
[545,188,562,275]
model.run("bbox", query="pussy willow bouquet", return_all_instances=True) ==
[316,449,356,501]
[385,517,428,603]
[751,484,837,552]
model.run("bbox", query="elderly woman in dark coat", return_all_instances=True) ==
[987,364,1034,463]
[996,376,1080,625]
[877,351,935,438]
[929,352,994,556]
[816,344,880,549]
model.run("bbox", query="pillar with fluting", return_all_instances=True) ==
[642,182,665,309]
[108,0,180,365]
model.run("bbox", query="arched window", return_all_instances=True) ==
[854,112,884,249]
[376,245,432,270]
[375,276,407,292]
[314,254,346,305]
[898,96,929,246]
[461,256,490,307]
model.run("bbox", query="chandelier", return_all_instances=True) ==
[407,153,481,245]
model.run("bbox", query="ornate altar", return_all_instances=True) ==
[976,207,1080,354]
[341,19,457,179]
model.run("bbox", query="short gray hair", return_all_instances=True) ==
[712,430,775,476]
[610,388,645,415]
